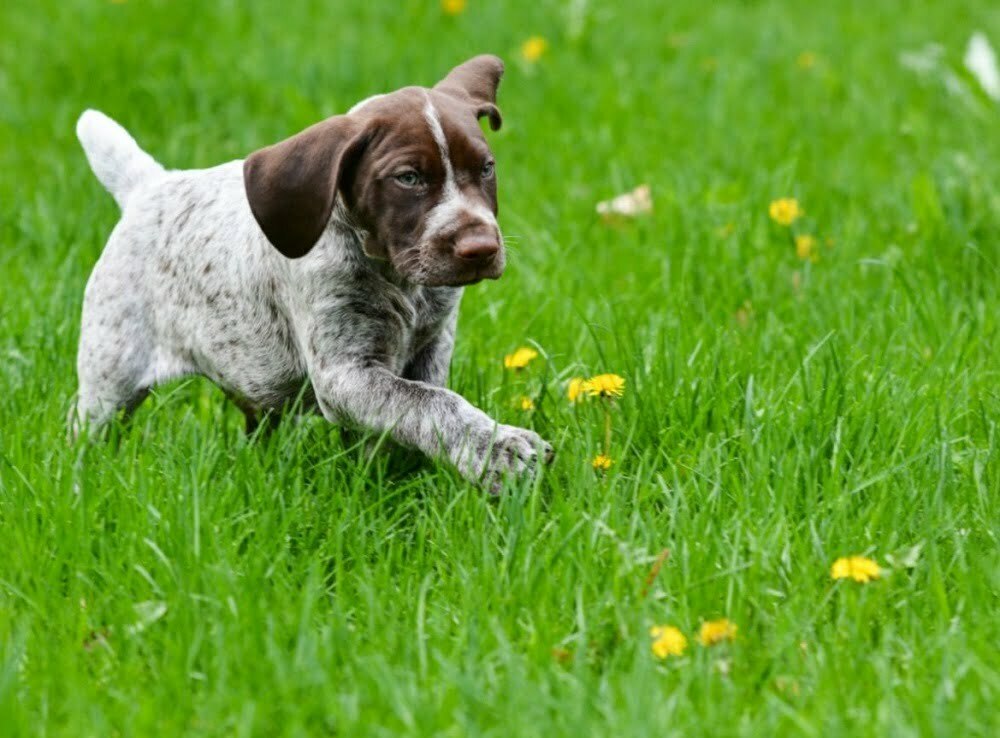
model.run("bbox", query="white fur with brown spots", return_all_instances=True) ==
[71,56,552,491]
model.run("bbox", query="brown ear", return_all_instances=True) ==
[243,116,368,258]
[434,55,504,130]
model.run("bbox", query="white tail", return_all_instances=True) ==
[76,110,164,208]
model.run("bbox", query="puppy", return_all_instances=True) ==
[73,55,552,489]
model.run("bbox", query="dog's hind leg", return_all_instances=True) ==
[70,246,157,440]
[228,395,282,437]
[71,326,154,440]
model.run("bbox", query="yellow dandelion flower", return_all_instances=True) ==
[504,347,538,370]
[831,555,881,583]
[567,377,586,403]
[583,373,625,399]
[520,36,548,63]
[769,198,803,227]
[795,234,819,262]
[650,625,687,659]
[796,51,817,69]
[592,454,613,470]
[734,299,753,327]
[699,618,738,646]
[441,0,466,14]
[519,396,535,411]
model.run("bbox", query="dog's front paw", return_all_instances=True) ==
[459,424,554,493]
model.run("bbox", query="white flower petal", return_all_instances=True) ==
[965,32,1000,101]
[596,184,653,218]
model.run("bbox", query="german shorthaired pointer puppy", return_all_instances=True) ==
[73,55,552,489]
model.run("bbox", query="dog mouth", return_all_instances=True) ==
[445,269,501,287]
[410,265,503,288]
[393,246,505,287]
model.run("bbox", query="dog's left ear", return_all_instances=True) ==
[244,116,369,258]
[434,55,504,131]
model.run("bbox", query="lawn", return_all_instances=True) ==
[1,0,998,735]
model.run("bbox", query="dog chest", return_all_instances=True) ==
[398,285,461,367]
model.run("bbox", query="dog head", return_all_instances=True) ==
[244,55,506,287]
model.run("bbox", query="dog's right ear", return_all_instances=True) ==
[244,116,368,258]
[435,55,504,131]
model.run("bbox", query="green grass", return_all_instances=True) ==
[1,0,999,735]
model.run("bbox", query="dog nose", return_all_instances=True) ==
[454,237,500,261]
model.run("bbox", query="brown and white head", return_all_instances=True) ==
[244,55,507,287]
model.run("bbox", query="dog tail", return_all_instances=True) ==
[76,110,164,208]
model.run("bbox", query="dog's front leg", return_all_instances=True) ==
[403,324,456,387]
[313,364,552,490]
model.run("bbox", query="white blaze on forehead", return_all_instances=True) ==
[420,93,498,236]
[421,94,457,195]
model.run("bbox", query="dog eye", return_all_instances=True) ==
[481,160,495,179]
[394,171,423,188]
